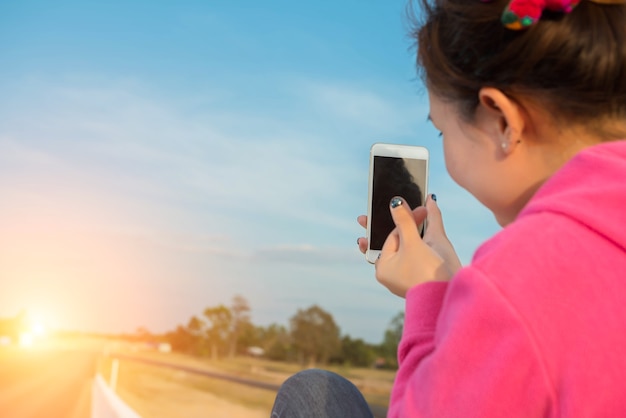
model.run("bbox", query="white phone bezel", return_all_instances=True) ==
[365,143,429,264]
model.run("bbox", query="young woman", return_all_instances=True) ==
[271,0,626,415]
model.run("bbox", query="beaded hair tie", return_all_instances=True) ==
[494,0,625,30]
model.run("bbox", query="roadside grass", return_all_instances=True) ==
[98,356,275,417]
[100,348,395,409]
[202,356,394,407]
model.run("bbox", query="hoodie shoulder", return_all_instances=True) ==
[519,140,626,253]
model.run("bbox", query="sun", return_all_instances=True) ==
[15,311,55,348]
[31,318,47,337]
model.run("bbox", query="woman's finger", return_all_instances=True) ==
[356,237,368,254]
[356,215,368,254]
[423,194,445,238]
[422,194,463,274]
[389,197,426,249]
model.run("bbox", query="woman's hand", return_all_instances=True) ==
[356,195,462,297]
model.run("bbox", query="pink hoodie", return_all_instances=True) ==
[389,140,626,417]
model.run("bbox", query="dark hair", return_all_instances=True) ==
[411,0,626,134]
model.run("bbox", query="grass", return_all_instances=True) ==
[98,355,276,417]
[205,356,395,407]
[97,347,396,416]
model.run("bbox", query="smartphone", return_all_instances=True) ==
[366,143,429,264]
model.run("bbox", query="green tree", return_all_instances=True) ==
[290,305,341,367]
[187,315,204,335]
[228,294,251,357]
[203,305,232,360]
[378,311,404,369]
[186,315,207,355]
[260,323,292,361]
[334,335,377,368]
[238,322,264,350]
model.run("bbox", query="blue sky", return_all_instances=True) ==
[0,1,499,343]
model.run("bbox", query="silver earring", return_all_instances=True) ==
[501,142,508,151]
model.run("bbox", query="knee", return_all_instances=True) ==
[272,369,372,418]
[280,369,334,394]
[282,368,340,389]
[277,368,363,402]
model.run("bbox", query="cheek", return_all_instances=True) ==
[442,139,465,187]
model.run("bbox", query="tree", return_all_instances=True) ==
[228,294,251,357]
[260,323,292,361]
[290,305,341,367]
[203,305,232,360]
[334,336,377,368]
[185,315,207,355]
[378,311,404,369]
[135,326,152,342]
[237,322,265,351]
[187,315,204,335]
[166,325,195,353]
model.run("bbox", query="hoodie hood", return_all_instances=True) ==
[521,139,626,252]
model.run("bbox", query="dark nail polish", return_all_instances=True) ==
[431,193,437,202]
[390,197,403,208]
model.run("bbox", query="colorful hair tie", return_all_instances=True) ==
[500,0,580,29]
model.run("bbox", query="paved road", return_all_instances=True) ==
[0,342,98,418]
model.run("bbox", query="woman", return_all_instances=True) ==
[272,0,626,415]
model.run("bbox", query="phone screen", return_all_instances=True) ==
[370,156,427,250]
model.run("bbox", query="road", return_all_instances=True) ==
[0,339,98,418]
[0,339,388,418]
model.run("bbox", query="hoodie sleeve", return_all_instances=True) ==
[388,268,555,418]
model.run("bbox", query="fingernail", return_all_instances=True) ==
[357,238,361,246]
[390,197,403,208]
[431,193,437,202]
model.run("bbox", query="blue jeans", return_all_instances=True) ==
[271,369,374,418]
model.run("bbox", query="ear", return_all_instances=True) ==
[477,88,525,155]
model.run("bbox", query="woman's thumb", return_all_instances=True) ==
[390,196,425,246]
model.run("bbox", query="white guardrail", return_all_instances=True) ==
[91,373,142,418]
